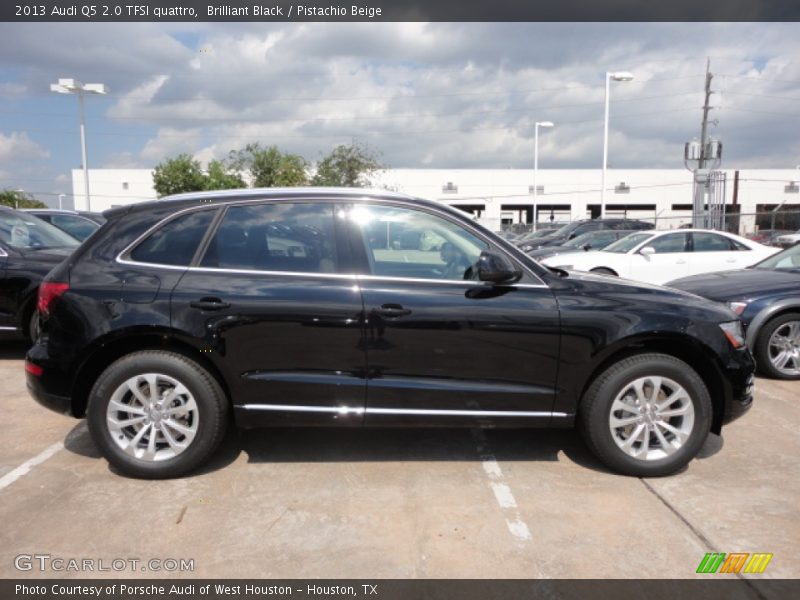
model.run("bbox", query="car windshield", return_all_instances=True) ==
[753,243,800,270]
[561,231,612,248]
[518,228,557,242]
[603,232,653,253]
[548,221,583,238]
[0,212,79,250]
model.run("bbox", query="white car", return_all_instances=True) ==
[540,229,780,285]
[775,231,800,247]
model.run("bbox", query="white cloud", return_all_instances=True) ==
[0,132,50,161]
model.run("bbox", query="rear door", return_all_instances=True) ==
[344,202,561,427]
[689,231,753,274]
[169,199,367,426]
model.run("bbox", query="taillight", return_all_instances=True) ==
[37,282,69,316]
[25,361,43,376]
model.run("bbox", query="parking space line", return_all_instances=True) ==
[0,441,65,491]
[470,428,532,542]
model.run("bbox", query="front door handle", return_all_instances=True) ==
[377,303,412,318]
[190,297,231,311]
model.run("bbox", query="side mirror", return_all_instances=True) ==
[477,251,521,284]
[581,243,592,251]
[640,246,656,256]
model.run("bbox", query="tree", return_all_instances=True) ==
[228,143,308,187]
[152,154,206,197]
[203,160,245,191]
[311,142,383,187]
[0,189,47,209]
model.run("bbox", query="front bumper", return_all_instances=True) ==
[718,349,755,428]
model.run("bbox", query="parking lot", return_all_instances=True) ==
[0,339,797,581]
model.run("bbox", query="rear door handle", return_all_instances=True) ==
[377,303,412,318]
[190,297,231,311]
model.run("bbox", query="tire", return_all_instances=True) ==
[754,313,800,380]
[590,267,617,276]
[27,309,40,341]
[87,351,228,479]
[578,353,712,477]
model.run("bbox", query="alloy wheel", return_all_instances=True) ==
[608,375,695,461]
[768,321,800,377]
[106,373,199,462]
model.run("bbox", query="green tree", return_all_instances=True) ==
[228,143,308,187]
[311,142,383,187]
[0,189,47,209]
[203,159,245,191]
[152,154,206,197]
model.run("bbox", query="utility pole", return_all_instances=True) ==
[684,58,722,228]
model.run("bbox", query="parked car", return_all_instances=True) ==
[669,243,800,380]
[541,229,780,285]
[527,229,637,261]
[23,209,105,242]
[0,206,80,339]
[27,188,753,479]
[774,230,800,248]
[516,218,653,252]
[745,229,793,247]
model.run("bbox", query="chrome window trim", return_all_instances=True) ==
[114,195,549,287]
[242,403,568,418]
[0,326,19,331]
[114,257,548,288]
[0,246,7,258]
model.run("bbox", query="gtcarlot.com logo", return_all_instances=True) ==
[696,552,773,574]
[14,554,194,573]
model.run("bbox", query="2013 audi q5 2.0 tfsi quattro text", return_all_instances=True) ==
[26,189,754,478]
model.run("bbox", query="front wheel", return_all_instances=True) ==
[87,351,228,479]
[754,313,800,379]
[579,353,711,477]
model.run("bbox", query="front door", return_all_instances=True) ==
[628,232,691,284]
[344,202,561,426]
[170,200,367,426]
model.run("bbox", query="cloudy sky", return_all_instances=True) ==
[1,22,799,203]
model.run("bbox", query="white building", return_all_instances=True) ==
[71,168,800,233]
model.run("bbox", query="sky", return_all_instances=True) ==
[1,22,799,204]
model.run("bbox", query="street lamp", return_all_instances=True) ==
[600,71,634,219]
[50,78,108,212]
[532,121,554,231]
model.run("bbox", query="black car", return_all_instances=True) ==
[515,218,653,252]
[26,188,753,479]
[1,207,80,339]
[527,230,637,261]
[669,243,800,380]
[24,209,105,242]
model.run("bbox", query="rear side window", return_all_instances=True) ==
[692,232,735,252]
[129,209,216,266]
[200,202,339,273]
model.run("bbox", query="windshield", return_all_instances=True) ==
[603,232,653,253]
[0,212,79,250]
[548,221,583,238]
[518,228,557,242]
[754,244,800,270]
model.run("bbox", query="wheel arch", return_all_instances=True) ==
[745,298,800,351]
[589,266,619,276]
[578,333,729,435]
[70,329,232,418]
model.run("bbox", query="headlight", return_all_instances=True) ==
[728,301,748,315]
[719,321,745,349]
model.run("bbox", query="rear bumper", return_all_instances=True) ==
[25,341,78,417]
[26,375,72,416]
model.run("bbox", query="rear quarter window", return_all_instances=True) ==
[129,209,216,266]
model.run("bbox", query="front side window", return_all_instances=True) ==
[200,202,339,273]
[349,204,488,281]
[646,233,688,254]
[129,209,216,266]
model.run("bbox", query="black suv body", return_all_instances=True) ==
[516,219,653,252]
[26,189,753,478]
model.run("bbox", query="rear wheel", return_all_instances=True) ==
[87,351,228,479]
[27,310,40,341]
[755,313,800,379]
[579,353,711,477]
[590,267,617,276]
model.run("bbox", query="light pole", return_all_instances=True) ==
[601,71,634,219]
[50,78,108,212]
[532,121,554,231]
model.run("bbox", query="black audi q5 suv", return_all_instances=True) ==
[26,188,754,478]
